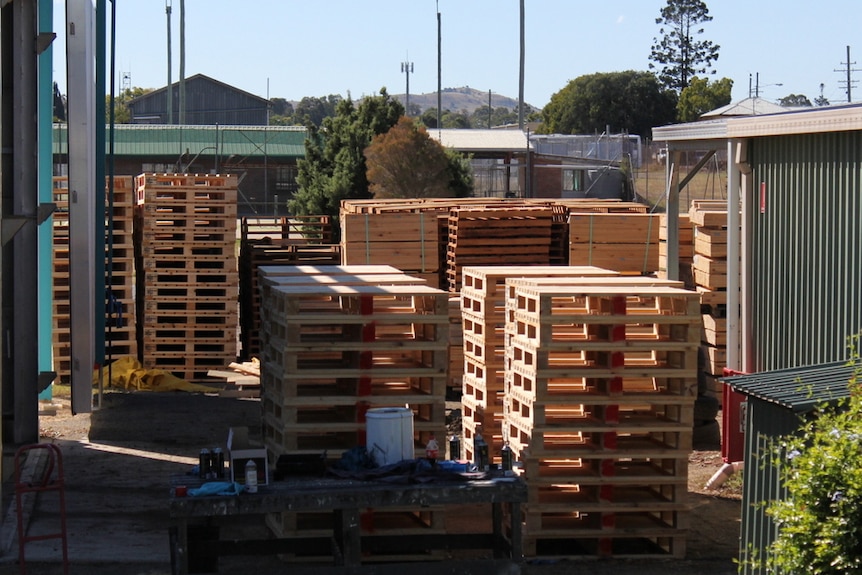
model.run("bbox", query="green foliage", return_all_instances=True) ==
[649,0,720,91]
[292,95,342,127]
[105,86,151,124]
[539,71,677,137]
[53,82,66,122]
[289,89,404,233]
[677,76,733,122]
[779,94,813,107]
[762,341,862,574]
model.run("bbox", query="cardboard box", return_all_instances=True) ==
[227,427,268,486]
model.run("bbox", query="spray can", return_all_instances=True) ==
[473,426,488,472]
[212,448,225,479]
[199,448,210,480]
[449,435,461,460]
[245,459,258,493]
[501,441,513,472]
[425,434,439,468]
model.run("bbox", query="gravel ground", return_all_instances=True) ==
[0,391,742,575]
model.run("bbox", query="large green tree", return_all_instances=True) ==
[677,76,732,122]
[105,86,151,124]
[779,94,813,107]
[364,116,472,199]
[289,88,404,230]
[539,71,677,137]
[649,0,720,92]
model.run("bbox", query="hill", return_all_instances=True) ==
[393,86,538,115]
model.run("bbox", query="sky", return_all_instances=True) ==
[52,0,862,110]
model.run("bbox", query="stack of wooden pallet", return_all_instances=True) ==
[689,200,736,399]
[658,213,695,288]
[257,265,449,556]
[239,216,340,359]
[568,212,662,274]
[447,206,555,292]
[340,206,441,287]
[503,278,699,558]
[458,266,619,463]
[51,176,138,383]
[135,173,238,382]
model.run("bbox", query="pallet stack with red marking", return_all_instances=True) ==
[257,265,449,559]
[503,279,699,558]
[51,176,138,382]
[238,216,340,360]
[135,173,238,382]
[689,200,737,399]
[458,266,619,464]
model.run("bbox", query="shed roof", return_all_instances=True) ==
[428,129,529,153]
[53,124,308,158]
[700,97,789,118]
[721,360,858,413]
[127,73,269,106]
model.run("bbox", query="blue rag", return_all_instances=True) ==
[188,481,244,497]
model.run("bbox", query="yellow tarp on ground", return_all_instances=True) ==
[92,356,215,393]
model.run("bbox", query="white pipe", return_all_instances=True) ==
[705,461,744,490]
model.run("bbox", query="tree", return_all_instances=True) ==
[364,116,471,199]
[105,86,151,124]
[779,94,813,107]
[760,342,862,574]
[677,76,732,122]
[53,82,66,122]
[289,89,404,232]
[540,71,677,138]
[293,95,342,127]
[649,0,720,92]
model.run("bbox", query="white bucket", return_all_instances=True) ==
[366,407,414,466]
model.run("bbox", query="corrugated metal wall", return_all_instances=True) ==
[738,400,801,574]
[749,131,862,370]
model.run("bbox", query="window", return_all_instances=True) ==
[562,169,584,193]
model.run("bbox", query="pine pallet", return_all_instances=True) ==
[567,213,662,274]
[446,207,555,291]
[459,267,622,461]
[259,280,449,459]
[52,176,138,382]
[500,282,697,558]
[137,173,239,382]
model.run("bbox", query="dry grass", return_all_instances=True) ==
[633,161,729,212]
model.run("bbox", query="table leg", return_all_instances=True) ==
[334,507,361,566]
[173,518,189,575]
[492,501,503,558]
[510,501,523,562]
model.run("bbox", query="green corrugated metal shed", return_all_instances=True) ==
[721,360,858,574]
[53,123,308,157]
[723,360,857,412]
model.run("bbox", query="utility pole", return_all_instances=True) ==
[401,58,413,115]
[437,2,441,131]
[166,0,172,124]
[834,45,860,103]
[179,0,186,124]
[518,0,524,130]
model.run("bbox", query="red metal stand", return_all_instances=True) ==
[14,443,69,575]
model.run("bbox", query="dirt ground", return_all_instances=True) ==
[0,390,742,575]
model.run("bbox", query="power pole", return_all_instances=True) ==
[166,0,172,124]
[401,59,413,115]
[437,3,441,131]
[179,0,186,124]
[834,45,860,103]
[518,0,524,130]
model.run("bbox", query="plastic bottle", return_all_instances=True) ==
[245,459,258,493]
